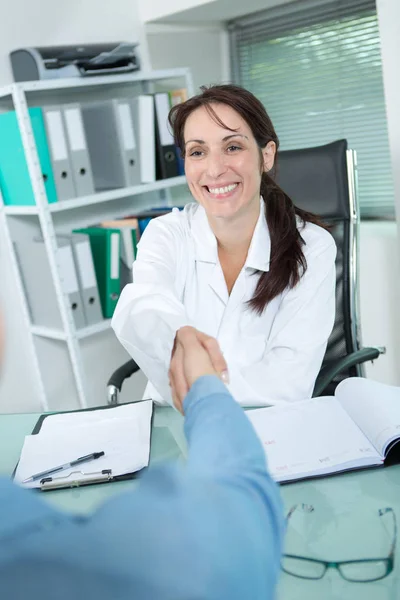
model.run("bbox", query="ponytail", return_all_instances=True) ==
[248,172,325,315]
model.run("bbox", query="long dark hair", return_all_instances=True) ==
[168,84,324,314]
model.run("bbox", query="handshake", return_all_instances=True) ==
[169,326,229,414]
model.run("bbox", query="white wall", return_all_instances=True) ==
[0,0,150,413]
[371,0,400,384]
[139,0,298,24]
[377,0,400,222]
[139,0,214,23]
[360,222,400,385]
[146,23,229,93]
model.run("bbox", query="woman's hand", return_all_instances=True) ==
[169,326,229,413]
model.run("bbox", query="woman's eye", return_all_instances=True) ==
[189,149,203,157]
[227,145,242,152]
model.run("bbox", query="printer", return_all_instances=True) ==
[10,42,140,82]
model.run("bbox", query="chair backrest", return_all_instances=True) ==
[276,139,360,394]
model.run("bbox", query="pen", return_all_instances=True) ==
[21,451,105,484]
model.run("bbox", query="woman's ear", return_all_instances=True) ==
[262,141,276,172]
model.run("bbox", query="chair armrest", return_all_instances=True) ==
[313,347,385,397]
[106,359,141,405]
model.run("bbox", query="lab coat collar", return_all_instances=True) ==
[191,198,271,272]
[191,204,218,263]
[245,198,271,273]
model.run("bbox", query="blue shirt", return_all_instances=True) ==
[0,376,284,599]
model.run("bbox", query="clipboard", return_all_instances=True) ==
[14,400,155,492]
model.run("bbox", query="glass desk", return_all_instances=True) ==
[1,407,399,600]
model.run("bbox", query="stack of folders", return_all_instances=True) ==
[0,88,188,206]
[246,378,400,484]
[14,401,153,491]
[0,104,94,206]
[80,89,186,188]
[74,222,138,316]
[15,233,104,329]
[15,220,139,329]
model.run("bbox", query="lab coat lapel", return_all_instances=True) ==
[226,200,271,315]
[225,269,247,316]
[191,204,228,305]
[209,263,229,305]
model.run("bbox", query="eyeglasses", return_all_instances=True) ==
[282,504,396,583]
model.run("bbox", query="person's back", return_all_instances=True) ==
[0,329,284,599]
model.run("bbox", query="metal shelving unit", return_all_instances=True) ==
[0,68,194,411]
[3,175,187,215]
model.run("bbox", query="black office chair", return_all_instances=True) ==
[278,139,384,396]
[107,139,384,404]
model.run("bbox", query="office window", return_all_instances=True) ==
[229,0,394,217]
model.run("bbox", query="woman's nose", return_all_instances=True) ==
[205,152,228,179]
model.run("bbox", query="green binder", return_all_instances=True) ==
[73,227,121,318]
[98,219,138,289]
[0,107,58,206]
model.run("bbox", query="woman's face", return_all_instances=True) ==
[183,103,275,222]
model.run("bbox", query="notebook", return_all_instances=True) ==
[14,401,153,491]
[247,378,400,484]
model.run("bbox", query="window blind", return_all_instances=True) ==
[229,0,394,217]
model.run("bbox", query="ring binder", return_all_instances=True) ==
[40,469,112,491]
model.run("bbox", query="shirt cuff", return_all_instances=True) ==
[183,375,230,412]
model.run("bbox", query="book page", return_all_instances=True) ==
[15,401,153,489]
[246,397,382,483]
[336,378,400,456]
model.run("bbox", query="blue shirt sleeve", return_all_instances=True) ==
[0,376,284,600]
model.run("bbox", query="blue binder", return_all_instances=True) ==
[0,107,58,206]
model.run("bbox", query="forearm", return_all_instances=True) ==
[112,284,190,402]
[182,375,283,597]
[183,376,270,474]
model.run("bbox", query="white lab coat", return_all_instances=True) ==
[112,201,336,407]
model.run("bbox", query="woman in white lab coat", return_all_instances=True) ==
[112,84,336,407]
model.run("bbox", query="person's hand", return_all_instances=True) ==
[169,326,228,413]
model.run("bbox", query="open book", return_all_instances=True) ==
[14,401,153,490]
[246,378,400,484]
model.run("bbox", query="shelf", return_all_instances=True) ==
[31,326,67,340]
[1,205,39,215]
[76,319,112,339]
[3,176,187,215]
[0,68,191,99]
[31,319,112,341]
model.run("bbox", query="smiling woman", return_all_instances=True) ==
[111,84,337,408]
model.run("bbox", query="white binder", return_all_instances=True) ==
[42,106,76,201]
[131,95,156,184]
[116,99,141,186]
[15,237,85,330]
[68,233,103,326]
[62,103,95,197]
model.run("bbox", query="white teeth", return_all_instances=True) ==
[208,183,238,195]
